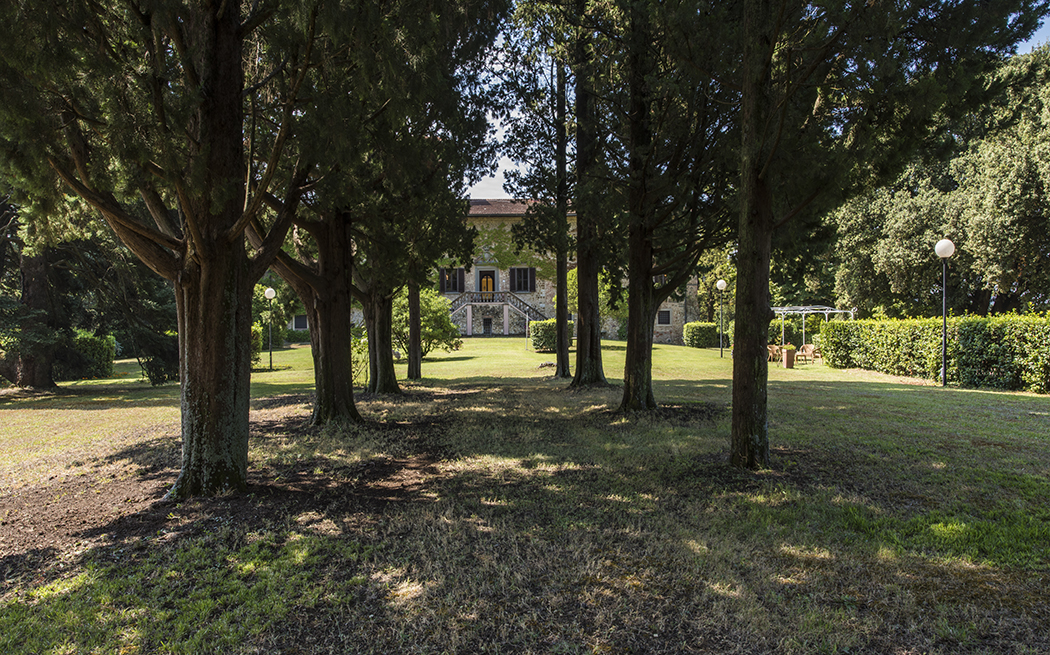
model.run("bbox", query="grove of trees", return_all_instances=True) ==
[2,0,1047,497]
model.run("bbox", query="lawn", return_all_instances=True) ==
[1,338,1048,654]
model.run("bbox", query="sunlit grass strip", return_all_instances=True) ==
[0,531,375,654]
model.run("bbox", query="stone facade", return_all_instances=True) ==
[443,200,700,345]
[653,279,701,345]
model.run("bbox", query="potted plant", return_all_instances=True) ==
[781,343,796,368]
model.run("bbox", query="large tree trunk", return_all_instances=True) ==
[364,289,401,394]
[407,280,422,380]
[731,0,774,470]
[17,253,57,388]
[731,176,774,469]
[620,253,657,411]
[306,288,361,423]
[269,217,362,425]
[169,245,255,498]
[619,2,657,412]
[554,60,572,380]
[3,252,58,388]
[572,225,606,387]
[570,3,606,388]
[165,6,258,498]
[555,251,571,378]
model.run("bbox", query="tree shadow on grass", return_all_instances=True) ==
[422,355,477,363]
[6,379,1050,653]
[0,384,179,410]
[250,392,315,411]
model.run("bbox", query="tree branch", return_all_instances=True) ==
[49,157,181,279]
[239,3,274,39]
[138,186,179,239]
[249,165,312,280]
[163,11,201,93]
[231,7,318,242]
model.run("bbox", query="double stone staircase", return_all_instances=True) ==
[448,291,546,322]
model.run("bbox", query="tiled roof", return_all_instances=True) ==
[467,199,533,216]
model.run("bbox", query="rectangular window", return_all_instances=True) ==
[509,267,536,293]
[657,309,671,325]
[438,267,465,293]
[293,315,308,330]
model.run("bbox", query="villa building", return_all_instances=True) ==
[441,199,698,344]
[288,198,699,344]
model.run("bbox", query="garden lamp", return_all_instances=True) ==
[935,239,954,386]
[264,287,276,371]
[716,279,727,358]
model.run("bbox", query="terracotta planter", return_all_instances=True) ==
[782,349,795,368]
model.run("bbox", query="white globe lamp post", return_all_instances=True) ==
[716,279,728,358]
[264,287,276,371]
[934,239,955,386]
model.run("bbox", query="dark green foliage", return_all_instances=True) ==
[391,287,462,359]
[251,324,264,367]
[285,329,311,344]
[683,322,720,349]
[53,331,115,381]
[265,323,286,352]
[830,48,1050,318]
[822,315,1050,393]
[138,333,179,386]
[530,318,572,353]
[0,299,59,359]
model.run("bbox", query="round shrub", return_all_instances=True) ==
[530,318,573,352]
[683,321,724,348]
[53,331,117,380]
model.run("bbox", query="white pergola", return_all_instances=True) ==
[772,305,856,346]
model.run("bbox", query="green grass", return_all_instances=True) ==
[2,338,1049,654]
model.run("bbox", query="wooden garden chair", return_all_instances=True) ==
[797,343,816,364]
[767,344,781,362]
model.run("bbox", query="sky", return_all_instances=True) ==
[467,21,1050,200]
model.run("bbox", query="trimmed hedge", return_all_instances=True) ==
[822,315,1050,393]
[251,323,264,366]
[285,328,311,343]
[53,331,116,381]
[683,321,726,348]
[530,318,573,352]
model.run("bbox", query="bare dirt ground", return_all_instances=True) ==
[0,394,443,591]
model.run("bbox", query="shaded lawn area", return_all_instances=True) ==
[1,339,1048,654]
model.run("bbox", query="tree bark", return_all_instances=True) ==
[731,0,774,470]
[555,251,571,378]
[364,289,401,394]
[263,214,362,425]
[554,59,572,379]
[570,1,606,388]
[620,237,658,410]
[164,5,290,498]
[619,1,657,412]
[407,280,422,379]
[1,251,57,388]
[571,219,606,387]
[307,287,361,423]
[168,244,254,498]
